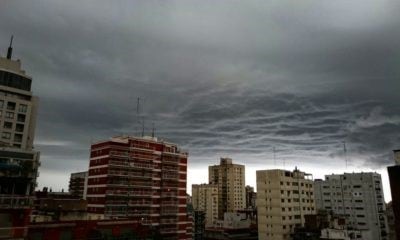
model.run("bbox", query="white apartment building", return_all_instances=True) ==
[314,172,388,240]
[256,168,316,240]
[192,184,219,227]
[209,158,246,219]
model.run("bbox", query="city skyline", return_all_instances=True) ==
[0,0,399,201]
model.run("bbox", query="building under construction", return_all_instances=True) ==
[86,135,191,240]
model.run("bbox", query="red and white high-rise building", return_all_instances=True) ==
[86,135,190,239]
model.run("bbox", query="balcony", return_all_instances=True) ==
[160,218,178,224]
[162,173,179,180]
[161,207,178,216]
[161,192,178,198]
[160,227,178,234]
[128,200,152,206]
[108,170,152,179]
[109,151,129,159]
[162,166,179,172]
[108,161,153,170]
[161,200,178,206]
[162,157,180,165]
[0,195,33,208]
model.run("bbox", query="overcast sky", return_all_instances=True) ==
[0,0,399,200]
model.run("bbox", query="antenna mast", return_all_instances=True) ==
[6,35,13,59]
[273,147,276,166]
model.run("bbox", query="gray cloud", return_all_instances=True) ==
[0,0,399,190]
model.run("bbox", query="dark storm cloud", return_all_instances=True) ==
[0,0,399,188]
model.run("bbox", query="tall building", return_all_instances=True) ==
[0,37,40,239]
[86,135,190,240]
[69,171,88,199]
[387,149,400,240]
[209,157,245,219]
[192,183,219,227]
[314,172,388,240]
[256,168,316,240]
[245,185,257,210]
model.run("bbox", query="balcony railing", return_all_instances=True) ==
[128,200,152,206]
[162,201,178,206]
[162,173,179,180]
[108,160,153,170]
[108,170,153,178]
[160,218,178,224]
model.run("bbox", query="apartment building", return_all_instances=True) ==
[192,183,219,227]
[209,157,245,219]
[314,172,388,240]
[256,168,316,240]
[0,38,40,239]
[69,171,88,199]
[245,185,257,210]
[86,135,190,240]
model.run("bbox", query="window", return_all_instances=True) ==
[3,122,12,129]
[14,134,22,142]
[0,100,3,108]
[18,104,27,113]
[5,112,14,119]
[2,132,11,139]
[17,114,25,122]
[6,102,15,110]
[15,124,24,132]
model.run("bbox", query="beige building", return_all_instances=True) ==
[0,55,38,150]
[256,168,316,240]
[209,157,246,219]
[192,184,219,227]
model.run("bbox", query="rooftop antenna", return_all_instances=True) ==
[151,122,155,138]
[343,141,348,169]
[6,35,13,59]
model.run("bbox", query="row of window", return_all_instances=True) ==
[1,132,23,142]
[0,111,26,122]
[2,121,24,132]
[0,101,28,112]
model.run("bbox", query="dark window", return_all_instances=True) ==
[17,114,25,122]
[15,124,24,132]
[3,122,12,129]
[7,102,15,110]
[14,134,22,142]
[0,70,32,91]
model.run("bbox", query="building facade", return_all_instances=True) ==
[208,158,245,219]
[192,183,219,227]
[314,172,388,240]
[0,39,40,239]
[245,185,257,210]
[256,168,316,240]
[86,135,190,240]
[69,171,88,199]
[387,149,400,240]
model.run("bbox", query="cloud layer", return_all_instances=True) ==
[0,0,399,191]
